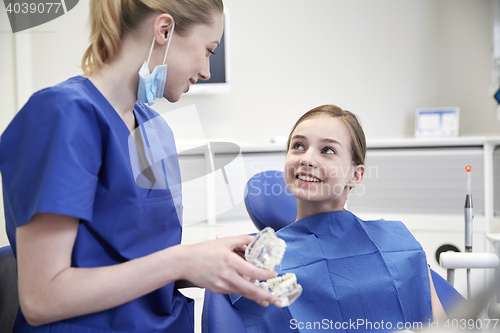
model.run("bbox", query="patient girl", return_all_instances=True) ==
[232,105,445,332]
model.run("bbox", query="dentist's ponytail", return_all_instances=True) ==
[81,0,223,76]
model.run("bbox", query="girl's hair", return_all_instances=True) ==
[81,0,224,75]
[286,105,366,166]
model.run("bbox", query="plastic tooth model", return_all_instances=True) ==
[258,273,303,307]
[245,227,302,307]
[245,227,286,270]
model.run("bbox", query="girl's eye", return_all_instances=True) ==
[292,143,304,150]
[207,49,215,57]
[323,147,336,154]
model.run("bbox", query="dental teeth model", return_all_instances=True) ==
[245,227,302,307]
[258,273,303,307]
[245,227,286,270]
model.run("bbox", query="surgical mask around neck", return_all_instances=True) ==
[137,23,175,106]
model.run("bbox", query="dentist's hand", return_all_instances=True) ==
[177,235,282,307]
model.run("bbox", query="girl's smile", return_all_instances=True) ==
[285,115,364,218]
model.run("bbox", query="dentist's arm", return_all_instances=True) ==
[16,213,280,326]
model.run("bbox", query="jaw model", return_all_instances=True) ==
[245,227,303,307]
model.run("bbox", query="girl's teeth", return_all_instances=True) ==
[298,175,321,182]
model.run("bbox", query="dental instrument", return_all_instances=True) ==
[464,165,473,299]
[465,165,473,253]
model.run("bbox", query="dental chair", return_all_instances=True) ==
[201,171,464,333]
[0,245,19,333]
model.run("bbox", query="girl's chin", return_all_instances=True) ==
[292,189,326,202]
[292,187,346,202]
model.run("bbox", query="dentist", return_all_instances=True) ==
[0,0,280,332]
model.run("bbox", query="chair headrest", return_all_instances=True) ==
[244,171,297,231]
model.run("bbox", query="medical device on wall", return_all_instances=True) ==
[415,107,459,137]
[245,227,303,307]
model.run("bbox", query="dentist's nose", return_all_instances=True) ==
[198,58,211,81]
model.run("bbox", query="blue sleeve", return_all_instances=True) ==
[0,87,102,227]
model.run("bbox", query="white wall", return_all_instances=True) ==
[439,0,499,135]
[0,0,499,247]
[163,0,500,142]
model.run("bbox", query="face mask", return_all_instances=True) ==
[137,22,175,106]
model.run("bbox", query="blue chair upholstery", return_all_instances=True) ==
[201,289,246,333]
[244,170,296,231]
[202,171,464,332]
[430,268,465,314]
[0,245,19,333]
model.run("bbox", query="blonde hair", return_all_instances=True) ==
[81,0,223,75]
[287,105,366,166]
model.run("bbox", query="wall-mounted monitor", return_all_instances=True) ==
[187,10,230,95]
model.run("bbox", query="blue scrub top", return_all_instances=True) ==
[0,76,194,332]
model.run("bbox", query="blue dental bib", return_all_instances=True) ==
[230,210,432,332]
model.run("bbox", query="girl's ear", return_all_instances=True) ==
[347,164,365,188]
